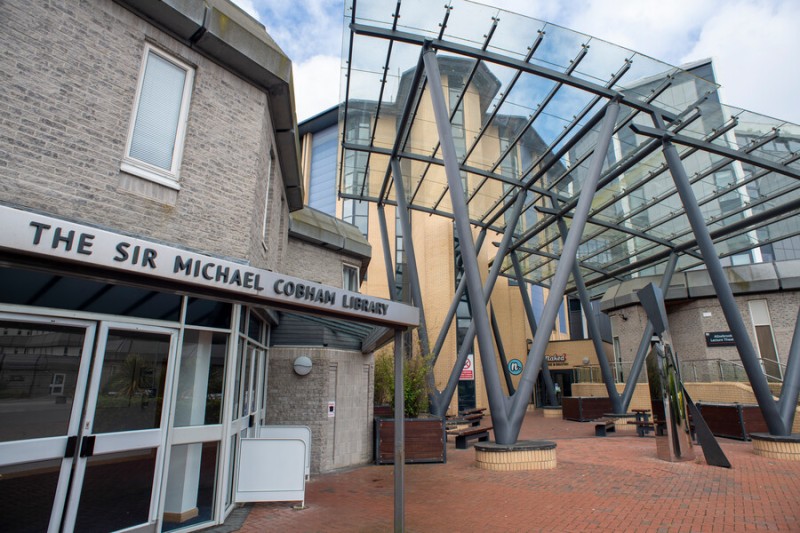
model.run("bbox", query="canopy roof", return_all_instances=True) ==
[339,0,800,297]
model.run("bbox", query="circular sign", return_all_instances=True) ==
[508,358,523,375]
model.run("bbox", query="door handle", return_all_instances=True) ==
[64,436,78,458]
[79,435,96,458]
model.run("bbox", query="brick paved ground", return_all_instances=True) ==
[234,411,800,532]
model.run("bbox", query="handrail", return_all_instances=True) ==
[679,358,784,384]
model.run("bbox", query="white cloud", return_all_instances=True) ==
[682,1,800,123]
[293,55,343,121]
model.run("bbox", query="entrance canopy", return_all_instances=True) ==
[339,0,800,298]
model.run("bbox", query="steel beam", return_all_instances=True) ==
[551,199,623,413]
[351,23,678,122]
[508,100,621,439]
[491,305,515,394]
[423,45,512,435]
[510,251,557,406]
[632,124,800,181]
[620,253,679,411]
[430,231,487,368]
[392,159,430,354]
[377,204,398,302]
[660,132,787,435]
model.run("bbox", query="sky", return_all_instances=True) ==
[232,0,800,125]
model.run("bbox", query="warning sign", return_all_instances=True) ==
[460,353,475,381]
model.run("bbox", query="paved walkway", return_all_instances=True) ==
[234,411,800,532]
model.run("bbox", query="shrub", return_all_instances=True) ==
[374,350,431,418]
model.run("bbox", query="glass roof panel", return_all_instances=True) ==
[342,0,800,293]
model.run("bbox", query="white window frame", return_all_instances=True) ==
[343,264,360,292]
[121,43,195,190]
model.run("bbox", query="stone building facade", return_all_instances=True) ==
[0,1,414,531]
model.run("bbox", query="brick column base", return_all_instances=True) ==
[474,440,557,471]
[542,407,562,419]
[751,433,800,461]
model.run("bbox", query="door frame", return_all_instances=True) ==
[59,321,179,533]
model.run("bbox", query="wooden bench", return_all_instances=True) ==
[463,413,484,427]
[460,407,486,416]
[594,418,616,437]
[454,425,493,449]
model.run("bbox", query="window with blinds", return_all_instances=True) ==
[121,44,194,188]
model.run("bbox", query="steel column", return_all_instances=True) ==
[550,196,622,412]
[393,329,405,532]
[491,305,515,394]
[660,135,786,435]
[777,306,800,431]
[423,46,510,435]
[431,231,487,366]
[392,158,430,354]
[510,251,557,406]
[377,204,398,302]
[429,191,527,417]
[620,253,679,411]
[508,100,621,439]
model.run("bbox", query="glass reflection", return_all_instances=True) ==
[0,321,85,442]
[93,330,170,434]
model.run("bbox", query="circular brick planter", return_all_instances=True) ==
[474,440,557,471]
[542,406,562,419]
[750,433,800,461]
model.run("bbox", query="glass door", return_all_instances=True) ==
[0,316,178,533]
[0,315,96,533]
[61,322,177,533]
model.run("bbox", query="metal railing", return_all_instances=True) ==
[679,358,785,384]
[572,357,785,386]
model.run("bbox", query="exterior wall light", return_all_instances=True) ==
[293,356,313,376]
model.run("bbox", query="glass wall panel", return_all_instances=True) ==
[175,331,227,427]
[162,442,219,531]
[0,267,181,321]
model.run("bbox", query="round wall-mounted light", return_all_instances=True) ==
[293,356,313,376]
[582,357,590,365]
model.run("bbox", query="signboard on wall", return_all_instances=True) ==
[508,359,523,375]
[460,353,474,381]
[0,205,419,327]
[705,331,736,347]
[545,353,568,366]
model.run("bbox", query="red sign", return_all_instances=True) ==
[460,353,474,381]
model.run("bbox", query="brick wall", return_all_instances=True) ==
[266,346,374,474]
[282,237,364,287]
[0,0,285,270]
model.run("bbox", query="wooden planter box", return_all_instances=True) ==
[374,416,446,464]
[561,397,613,422]
[696,402,768,440]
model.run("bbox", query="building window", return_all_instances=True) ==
[49,373,65,395]
[343,264,360,292]
[121,44,194,189]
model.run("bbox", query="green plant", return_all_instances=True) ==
[373,350,431,418]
